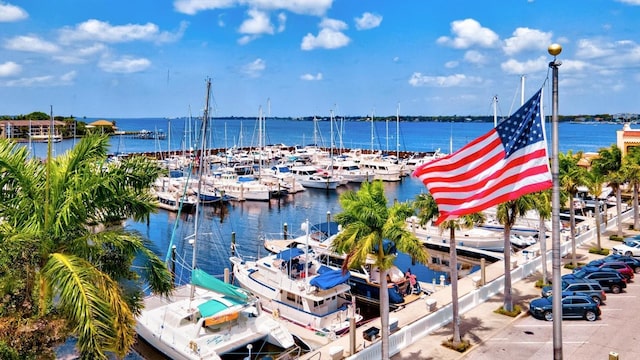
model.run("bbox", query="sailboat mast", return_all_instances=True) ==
[396,103,400,159]
[190,77,212,301]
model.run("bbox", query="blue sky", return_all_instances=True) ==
[1,0,640,119]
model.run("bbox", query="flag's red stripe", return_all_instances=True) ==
[426,148,549,194]
[434,163,552,207]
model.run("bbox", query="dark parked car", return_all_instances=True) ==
[529,294,601,321]
[541,278,606,305]
[577,261,634,282]
[565,267,627,294]
[602,254,640,273]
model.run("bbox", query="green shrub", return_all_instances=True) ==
[609,235,624,242]
[535,279,551,288]
[494,305,522,317]
[588,247,610,255]
[442,338,472,353]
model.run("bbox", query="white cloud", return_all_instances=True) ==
[60,71,77,83]
[393,56,400,63]
[98,56,151,73]
[174,0,333,16]
[301,18,350,50]
[500,56,548,74]
[355,12,382,30]
[408,73,482,87]
[242,58,266,77]
[0,2,27,22]
[239,8,273,35]
[503,27,553,55]
[5,75,55,87]
[436,18,499,49]
[54,43,108,64]
[58,19,182,44]
[277,12,286,32]
[0,61,21,76]
[4,35,59,53]
[575,38,616,59]
[616,0,640,4]
[463,50,486,64]
[3,71,75,87]
[300,72,322,80]
[445,60,458,68]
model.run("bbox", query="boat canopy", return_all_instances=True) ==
[191,268,248,302]
[276,247,304,261]
[310,266,350,290]
[197,298,242,318]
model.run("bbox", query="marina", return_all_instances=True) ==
[43,119,624,359]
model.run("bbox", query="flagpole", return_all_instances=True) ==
[548,43,563,360]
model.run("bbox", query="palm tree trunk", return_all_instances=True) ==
[449,227,461,345]
[538,217,548,282]
[595,202,602,250]
[503,224,513,312]
[616,186,623,237]
[634,183,639,231]
[570,197,577,265]
[380,268,390,360]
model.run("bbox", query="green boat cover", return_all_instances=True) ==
[197,298,230,317]
[191,268,248,302]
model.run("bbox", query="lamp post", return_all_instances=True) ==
[548,43,563,360]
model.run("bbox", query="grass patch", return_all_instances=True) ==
[563,262,585,270]
[588,247,610,255]
[494,305,522,317]
[535,279,551,288]
[609,235,624,242]
[442,338,472,353]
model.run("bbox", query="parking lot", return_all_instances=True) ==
[464,275,640,359]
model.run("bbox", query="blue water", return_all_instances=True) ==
[47,119,621,359]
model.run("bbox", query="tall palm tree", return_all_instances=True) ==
[496,195,534,312]
[623,147,640,230]
[591,145,624,237]
[332,181,428,360]
[414,193,483,347]
[559,150,587,266]
[584,169,605,251]
[0,135,173,359]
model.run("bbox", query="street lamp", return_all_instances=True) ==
[548,43,563,360]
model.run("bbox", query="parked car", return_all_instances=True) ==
[541,278,606,305]
[529,294,601,321]
[600,255,640,273]
[576,261,634,282]
[612,239,640,257]
[565,267,627,294]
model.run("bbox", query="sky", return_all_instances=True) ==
[1,0,640,119]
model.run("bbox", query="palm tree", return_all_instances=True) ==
[414,193,483,347]
[584,169,605,251]
[0,135,173,359]
[591,145,624,237]
[332,181,428,360]
[496,195,534,312]
[623,147,640,231]
[531,190,551,282]
[559,150,587,266]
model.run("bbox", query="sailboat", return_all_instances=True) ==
[136,78,295,360]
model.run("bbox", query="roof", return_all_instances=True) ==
[88,119,114,127]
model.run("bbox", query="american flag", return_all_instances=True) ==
[413,89,552,225]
